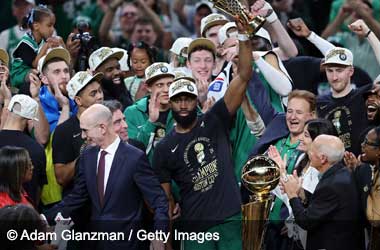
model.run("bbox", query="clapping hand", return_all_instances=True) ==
[280,170,302,199]
[148,91,161,123]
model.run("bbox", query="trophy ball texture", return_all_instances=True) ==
[241,155,280,194]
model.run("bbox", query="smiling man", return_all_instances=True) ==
[89,47,133,109]
[317,47,374,155]
[124,62,176,162]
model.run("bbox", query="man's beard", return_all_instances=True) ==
[101,77,125,99]
[172,108,197,129]
[369,109,380,126]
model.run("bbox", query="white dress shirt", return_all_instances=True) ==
[97,136,121,194]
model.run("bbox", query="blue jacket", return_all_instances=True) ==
[39,85,77,132]
[247,71,289,157]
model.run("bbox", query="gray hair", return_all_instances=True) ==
[314,135,345,164]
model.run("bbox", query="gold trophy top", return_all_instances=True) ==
[241,155,280,201]
[208,0,266,35]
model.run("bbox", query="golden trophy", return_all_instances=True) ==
[208,0,266,36]
[241,155,280,250]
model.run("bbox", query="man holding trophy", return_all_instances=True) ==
[153,7,255,250]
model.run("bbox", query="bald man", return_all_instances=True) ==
[57,104,168,250]
[281,134,365,250]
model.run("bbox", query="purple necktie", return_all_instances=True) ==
[97,150,107,206]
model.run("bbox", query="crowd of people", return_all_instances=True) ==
[0,0,379,250]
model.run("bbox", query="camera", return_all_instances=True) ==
[72,20,98,71]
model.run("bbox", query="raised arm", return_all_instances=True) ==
[98,0,124,46]
[223,18,253,115]
[251,0,298,60]
[288,18,335,56]
[349,19,380,66]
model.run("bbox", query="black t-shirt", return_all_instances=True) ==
[0,130,47,204]
[153,99,241,232]
[52,115,84,195]
[52,115,84,164]
[317,85,371,155]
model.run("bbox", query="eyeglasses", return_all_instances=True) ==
[362,137,380,147]
[120,12,137,18]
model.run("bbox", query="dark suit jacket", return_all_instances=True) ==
[59,141,169,250]
[290,163,365,250]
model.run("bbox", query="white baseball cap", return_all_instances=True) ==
[89,47,124,71]
[200,13,229,37]
[37,47,71,73]
[196,1,214,13]
[145,62,175,85]
[0,48,9,66]
[8,94,38,121]
[173,67,195,82]
[253,28,272,45]
[169,79,198,99]
[322,47,353,66]
[112,47,129,71]
[218,22,238,45]
[67,71,103,99]
[170,37,193,58]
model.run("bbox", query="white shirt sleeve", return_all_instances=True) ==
[255,56,293,96]
[307,31,336,56]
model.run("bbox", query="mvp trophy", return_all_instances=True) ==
[241,155,280,250]
[208,0,266,36]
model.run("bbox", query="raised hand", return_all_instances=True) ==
[52,83,69,108]
[29,71,42,99]
[250,0,272,17]
[0,65,11,102]
[196,79,209,105]
[280,170,302,199]
[201,96,216,113]
[148,91,161,123]
[66,33,81,58]
[267,145,287,176]
[348,19,370,37]
[343,151,360,170]
[287,18,311,37]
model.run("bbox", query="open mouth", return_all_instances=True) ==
[367,104,378,113]
[113,77,121,84]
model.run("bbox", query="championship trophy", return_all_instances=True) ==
[241,155,280,250]
[208,0,266,36]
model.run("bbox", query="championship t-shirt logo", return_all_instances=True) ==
[184,137,219,192]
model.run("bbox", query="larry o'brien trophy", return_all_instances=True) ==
[241,155,280,250]
[208,0,266,36]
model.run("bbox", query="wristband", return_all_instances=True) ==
[366,30,372,38]
[237,33,250,42]
[266,9,278,23]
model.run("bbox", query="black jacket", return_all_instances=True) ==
[290,163,365,250]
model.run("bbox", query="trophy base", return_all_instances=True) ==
[242,197,272,250]
[247,16,266,37]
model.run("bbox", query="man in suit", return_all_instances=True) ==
[57,104,168,250]
[281,135,365,250]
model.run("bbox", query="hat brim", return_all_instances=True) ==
[41,48,71,71]
[321,61,352,67]
[71,72,104,99]
[201,19,229,37]
[187,38,216,57]
[145,73,175,85]
[0,49,9,66]
[95,51,124,70]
